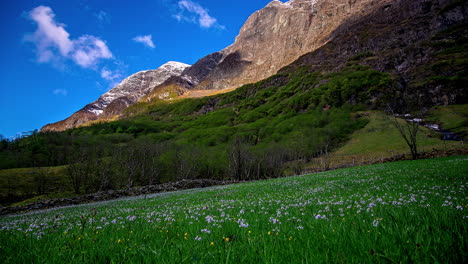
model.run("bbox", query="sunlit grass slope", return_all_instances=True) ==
[1,156,466,263]
[334,111,463,157]
[427,104,468,139]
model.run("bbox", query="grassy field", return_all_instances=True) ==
[427,105,468,139]
[0,166,71,206]
[323,111,466,167]
[334,111,461,156]
[1,156,466,263]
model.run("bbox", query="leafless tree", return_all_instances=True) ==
[228,138,253,181]
[387,105,427,160]
[34,167,51,195]
[67,150,92,194]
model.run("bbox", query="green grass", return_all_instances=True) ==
[1,156,467,263]
[0,166,70,205]
[334,111,463,157]
[427,105,468,139]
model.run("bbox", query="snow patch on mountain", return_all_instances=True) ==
[86,61,190,116]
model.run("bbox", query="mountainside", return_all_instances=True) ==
[282,0,468,107]
[41,61,190,132]
[41,0,467,132]
[144,0,388,103]
[2,0,467,206]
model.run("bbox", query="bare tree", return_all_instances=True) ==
[318,139,332,171]
[34,167,51,195]
[228,138,253,181]
[387,105,428,160]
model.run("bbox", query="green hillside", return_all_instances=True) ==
[1,63,466,205]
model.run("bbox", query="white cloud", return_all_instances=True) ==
[101,68,122,82]
[25,6,113,70]
[53,89,68,96]
[72,35,113,68]
[25,6,73,59]
[175,0,224,29]
[133,35,155,49]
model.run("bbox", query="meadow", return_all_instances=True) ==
[1,156,467,263]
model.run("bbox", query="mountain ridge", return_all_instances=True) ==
[41,61,190,132]
[44,0,388,131]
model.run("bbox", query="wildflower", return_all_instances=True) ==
[224,237,230,242]
[210,242,215,246]
[296,226,304,230]
[237,219,249,228]
[314,214,326,220]
[201,229,211,234]
[373,220,380,227]
[269,217,280,224]
[205,215,215,223]
[194,236,202,241]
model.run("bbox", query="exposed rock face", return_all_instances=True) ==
[145,0,390,100]
[143,52,225,102]
[41,61,190,132]
[282,0,468,106]
[198,0,384,91]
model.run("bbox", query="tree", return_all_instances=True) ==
[34,167,51,195]
[228,138,253,181]
[387,105,427,160]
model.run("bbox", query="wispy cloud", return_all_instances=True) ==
[24,6,114,71]
[53,89,68,96]
[101,68,123,86]
[94,10,111,24]
[133,35,155,49]
[174,0,224,29]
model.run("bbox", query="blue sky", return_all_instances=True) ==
[0,0,278,139]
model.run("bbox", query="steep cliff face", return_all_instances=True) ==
[198,0,384,91]
[41,61,190,132]
[145,0,390,102]
[282,0,468,106]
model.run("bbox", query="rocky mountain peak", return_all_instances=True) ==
[41,61,190,132]
[190,0,382,92]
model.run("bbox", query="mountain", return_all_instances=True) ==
[282,0,468,106]
[145,0,385,101]
[42,0,467,132]
[41,61,190,132]
[46,0,387,130]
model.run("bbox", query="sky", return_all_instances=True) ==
[0,0,279,139]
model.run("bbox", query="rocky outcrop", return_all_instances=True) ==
[282,0,468,106]
[197,0,387,91]
[144,0,388,101]
[41,61,190,132]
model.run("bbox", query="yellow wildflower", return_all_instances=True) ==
[117,239,121,243]
[210,242,215,246]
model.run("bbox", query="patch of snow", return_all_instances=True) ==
[88,109,103,115]
[85,61,190,116]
